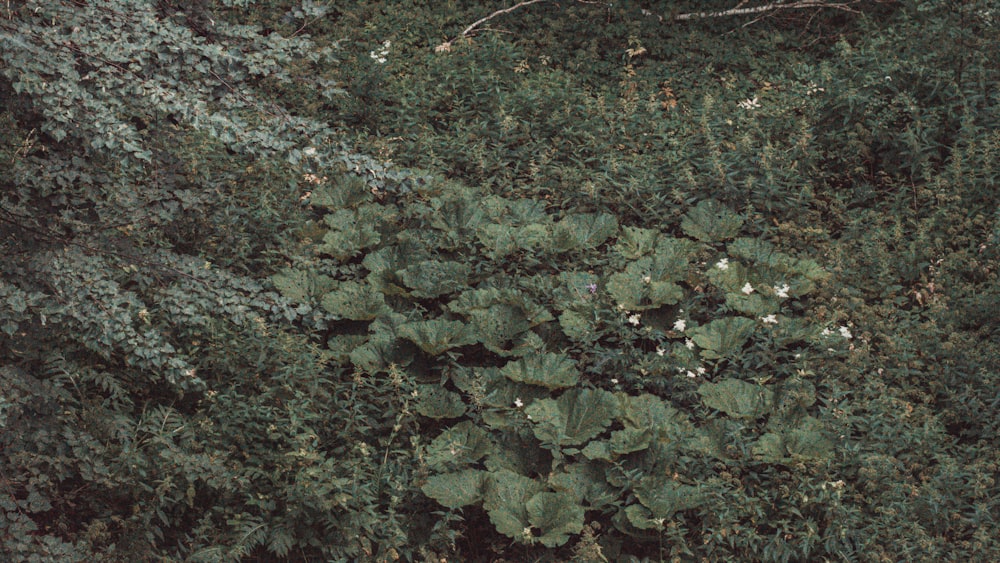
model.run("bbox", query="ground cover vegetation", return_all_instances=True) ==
[1,0,998,561]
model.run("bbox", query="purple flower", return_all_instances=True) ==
[586,283,598,294]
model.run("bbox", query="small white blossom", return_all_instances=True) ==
[673,319,687,332]
[761,314,778,324]
[696,366,707,375]
[514,398,523,408]
[611,378,619,384]
[656,346,666,357]
[642,275,652,284]
[738,96,760,110]
[742,282,755,295]
[627,313,641,326]
[716,258,729,270]
[686,370,697,378]
[839,326,853,339]
[685,338,695,350]
[369,40,391,63]
[821,328,833,336]
[774,283,790,298]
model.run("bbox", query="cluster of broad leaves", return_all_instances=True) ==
[273,171,842,549]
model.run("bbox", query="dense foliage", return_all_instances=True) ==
[1,0,998,561]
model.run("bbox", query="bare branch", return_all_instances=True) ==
[675,0,859,21]
[436,0,551,52]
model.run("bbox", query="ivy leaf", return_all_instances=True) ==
[397,319,477,355]
[688,316,755,359]
[500,352,579,390]
[483,470,545,542]
[525,388,619,447]
[397,260,471,298]
[526,491,586,547]
[680,199,743,242]
[698,378,775,420]
[422,469,488,509]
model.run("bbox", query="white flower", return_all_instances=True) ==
[369,40,391,64]
[742,282,755,295]
[611,378,619,384]
[761,314,778,324]
[738,96,760,110]
[821,328,833,336]
[303,146,317,156]
[514,398,523,408]
[686,370,697,378]
[673,319,687,332]
[839,326,853,339]
[716,258,729,270]
[696,366,707,375]
[656,347,666,357]
[642,275,652,284]
[774,283,790,298]
[685,338,695,350]
[627,313,641,326]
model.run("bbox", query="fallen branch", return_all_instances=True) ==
[675,0,859,21]
[436,0,551,52]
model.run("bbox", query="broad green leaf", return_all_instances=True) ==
[526,491,586,547]
[751,433,788,463]
[501,352,579,390]
[317,205,389,261]
[581,440,613,462]
[415,384,467,419]
[624,503,664,530]
[483,470,545,542]
[397,319,477,355]
[615,226,660,259]
[617,393,691,434]
[607,270,684,310]
[321,281,390,320]
[271,268,335,303]
[326,334,369,363]
[308,174,371,209]
[525,388,619,447]
[550,212,619,252]
[426,421,494,470]
[397,260,471,298]
[784,417,834,460]
[558,310,595,343]
[681,199,743,242]
[634,475,707,519]
[688,316,755,359]
[698,378,774,420]
[549,463,618,509]
[609,427,653,455]
[422,469,488,509]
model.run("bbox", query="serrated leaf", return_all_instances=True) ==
[397,319,477,355]
[624,503,664,530]
[634,475,707,519]
[271,268,335,303]
[617,393,691,434]
[426,421,494,470]
[527,491,586,547]
[317,205,391,261]
[549,463,618,509]
[681,199,743,242]
[550,212,619,252]
[501,352,579,390]
[688,316,756,359]
[525,388,619,447]
[615,226,661,259]
[326,334,369,363]
[609,427,652,455]
[415,384,467,419]
[581,440,613,461]
[422,469,488,509]
[309,174,371,209]
[397,260,471,298]
[558,309,595,343]
[483,470,545,541]
[320,281,389,320]
[698,378,774,420]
